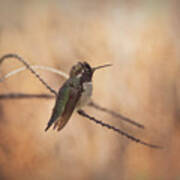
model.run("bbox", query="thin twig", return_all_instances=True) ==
[0,54,58,96]
[89,101,145,129]
[0,65,69,83]
[77,109,162,149]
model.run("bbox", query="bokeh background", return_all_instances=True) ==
[0,0,180,179]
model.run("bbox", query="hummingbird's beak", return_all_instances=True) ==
[92,64,112,73]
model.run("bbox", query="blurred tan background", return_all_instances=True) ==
[0,0,180,179]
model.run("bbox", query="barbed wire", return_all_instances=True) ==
[78,110,162,149]
[0,53,163,148]
[0,54,58,96]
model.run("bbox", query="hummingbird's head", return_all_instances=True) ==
[70,61,112,82]
[69,62,85,77]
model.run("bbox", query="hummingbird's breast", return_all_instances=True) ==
[76,82,93,109]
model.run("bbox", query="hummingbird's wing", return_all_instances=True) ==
[54,87,81,131]
[45,79,82,132]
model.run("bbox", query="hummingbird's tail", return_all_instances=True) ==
[45,116,56,131]
[44,123,51,131]
[45,110,60,132]
[44,114,71,132]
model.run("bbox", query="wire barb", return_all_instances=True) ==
[0,54,58,96]
[77,109,162,149]
[88,101,145,129]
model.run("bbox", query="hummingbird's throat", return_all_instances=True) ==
[76,82,93,109]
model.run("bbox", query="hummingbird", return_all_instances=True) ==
[45,61,112,132]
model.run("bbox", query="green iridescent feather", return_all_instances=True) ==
[45,77,82,131]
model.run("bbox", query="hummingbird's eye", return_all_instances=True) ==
[82,62,90,69]
[82,62,92,74]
